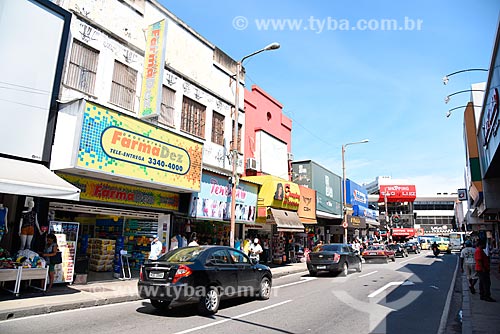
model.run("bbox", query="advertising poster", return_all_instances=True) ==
[77,102,203,191]
[49,221,79,284]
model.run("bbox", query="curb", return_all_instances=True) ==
[461,273,473,334]
[0,294,142,321]
[272,268,308,279]
[438,255,459,334]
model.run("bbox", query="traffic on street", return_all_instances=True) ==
[0,249,457,334]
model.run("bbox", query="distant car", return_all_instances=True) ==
[387,244,408,257]
[138,246,272,315]
[403,242,421,254]
[437,242,451,254]
[362,244,396,263]
[306,243,362,276]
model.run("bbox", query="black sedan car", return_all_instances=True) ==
[403,242,421,254]
[138,246,272,315]
[387,243,408,257]
[306,243,362,276]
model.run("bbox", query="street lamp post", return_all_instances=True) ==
[342,139,369,244]
[444,89,485,104]
[229,42,280,248]
[442,68,487,85]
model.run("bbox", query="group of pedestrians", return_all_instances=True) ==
[460,238,496,302]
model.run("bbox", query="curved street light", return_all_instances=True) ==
[342,139,369,244]
[444,89,485,104]
[230,42,280,248]
[446,104,482,118]
[442,68,488,85]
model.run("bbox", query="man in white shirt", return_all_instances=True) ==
[148,235,162,260]
[249,238,263,263]
[188,236,199,246]
[460,240,477,294]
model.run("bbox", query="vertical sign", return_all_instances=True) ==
[139,20,166,119]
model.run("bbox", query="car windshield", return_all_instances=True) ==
[314,244,342,252]
[160,247,203,262]
[367,245,385,251]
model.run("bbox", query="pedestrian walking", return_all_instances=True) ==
[475,239,496,302]
[460,240,477,294]
[148,235,162,260]
[249,238,263,263]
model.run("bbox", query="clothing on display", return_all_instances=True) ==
[19,201,41,251]
[0,204,8,242]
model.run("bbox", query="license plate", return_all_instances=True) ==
[369,252,377,255]
[149,271,164,279]
[317,265,326,269]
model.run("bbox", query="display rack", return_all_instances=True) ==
[123,220,159,270]
[272,233,285,264]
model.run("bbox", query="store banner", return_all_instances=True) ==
[77,102,202,191]
[391,228,415,237]
[297,185,316,222]
[58,173,179,210]
[189,172,258,222]
[347,215,366,229]
[139,19,167,119]
[242,175,301,210]
[346,180,368,207]
[352,204,378,220]
[379,185,417,202]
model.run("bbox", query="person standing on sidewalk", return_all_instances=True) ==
[475,239,496,302]
[460,240,477,294]
[148,235,162,260]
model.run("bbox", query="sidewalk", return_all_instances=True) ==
[461,266,500,334]
[0,262,307,321]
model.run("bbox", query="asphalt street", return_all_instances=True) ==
[0,250,457,334]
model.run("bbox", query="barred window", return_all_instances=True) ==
[181,96,205,138]
[159,86,175,127]
[211,112,225,145]
[65,39,99,95]
[110,61,137,111]
[232,120,242,152]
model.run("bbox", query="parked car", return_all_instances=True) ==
[387,243,408,257]
[362,244,396,263]
[403,242,421,254]
[138,246,272,315]
[306,243,362,276]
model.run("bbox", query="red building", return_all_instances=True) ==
[244,85,293,179]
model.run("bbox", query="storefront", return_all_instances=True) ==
[186,171,259,247]
[353,204,379,240]
[298,185,318,252]
[243,175,304,264]
[48,100,203,282]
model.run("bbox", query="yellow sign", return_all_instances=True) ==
[242,175,300,210]
[77,102,202,191]
[139,20,166,119]
[58,173,180,210]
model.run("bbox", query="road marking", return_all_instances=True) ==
[399,254,424,264]
[358,271,378,278]
[171,300,292,334]
[272,276,317,289]
[368,281,404,298]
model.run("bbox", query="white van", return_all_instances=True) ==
[449,232,466,251]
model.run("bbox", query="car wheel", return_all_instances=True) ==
[309,270,317,277]
[340,262,348,277]
[257,276,272,300]
[356,260,362,272]
[150,299,171,310]
[198,286,220,315]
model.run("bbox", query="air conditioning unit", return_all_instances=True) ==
[287,152,294,161]
[246,158,257,171]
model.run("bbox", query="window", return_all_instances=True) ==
[181,96,206,138]
[110,61,137,111]
[210,250,230,264]
[65,39,99,95]
[159,86,175,127]
[232,120,242,151]
[228,249,249,264]
[211,112,225,145]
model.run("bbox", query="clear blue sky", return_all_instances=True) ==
[160,0,499,194]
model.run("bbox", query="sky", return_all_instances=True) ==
[160,0,500,195]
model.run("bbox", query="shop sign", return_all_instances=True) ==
[483,87,499,148]
[58,173,179,210]
[379,185,417,202]
[139,20,167,119]
[391,228,415,237]
[346,180,368,206]
[189,172,258,222]
[352,205,378,219]
[347,215,366,228]
[297,186,316,220]
[77,102,202,191]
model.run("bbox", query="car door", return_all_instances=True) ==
[206,249,238,296]
[227,249,259,293]
[343,245,356,267]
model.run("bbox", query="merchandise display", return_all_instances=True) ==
[49,221,79,283]
[123,220,159,269]
[87,238,116,272]
[272,233,285,264]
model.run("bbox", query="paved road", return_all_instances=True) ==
[0,250,457,334]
